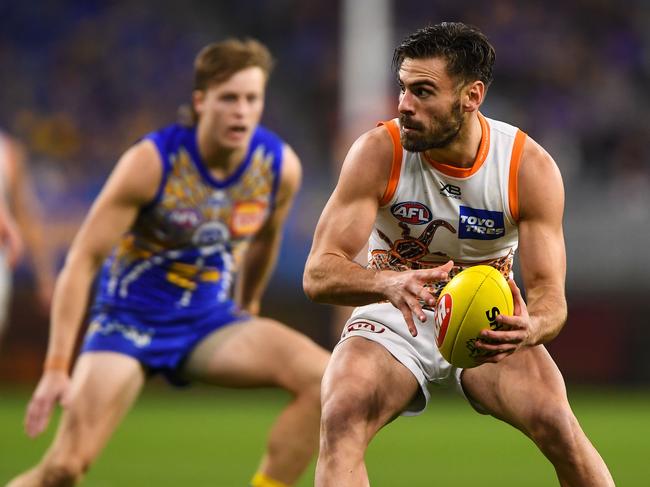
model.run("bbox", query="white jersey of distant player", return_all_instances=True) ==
[367,113,527,294]
[0,133,12,329]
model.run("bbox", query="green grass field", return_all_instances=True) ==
[1,385,647,486]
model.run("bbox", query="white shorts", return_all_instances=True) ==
[337,302,475,415]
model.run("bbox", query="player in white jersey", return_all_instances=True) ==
[304,22,614,486]
[0,132,55,343]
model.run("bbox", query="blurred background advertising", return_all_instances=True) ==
[0,0,648,386]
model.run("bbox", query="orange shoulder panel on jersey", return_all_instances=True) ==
[377,119,403,206]
[508,129,527,222]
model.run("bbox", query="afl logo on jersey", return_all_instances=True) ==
[391,201,432,225]
[168,208,201,229]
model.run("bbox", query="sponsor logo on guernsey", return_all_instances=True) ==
[231,201,268,237]
[342,320,386,337]
[391,201,432,225]
[458,206,505,240]
[439,181,462,199]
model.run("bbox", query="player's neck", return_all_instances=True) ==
[424,113,482,168]
[197,132,247,177]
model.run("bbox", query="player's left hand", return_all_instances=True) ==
[24,370,72,438]
[473,279,536,364]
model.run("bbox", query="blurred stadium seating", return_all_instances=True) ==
[0,0,648,386]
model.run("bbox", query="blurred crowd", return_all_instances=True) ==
[1,0,648,263]
[0,0,340,276]
[0,0,648,380]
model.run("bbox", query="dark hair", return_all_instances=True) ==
[392,22,495,88]
[193,38,274,91]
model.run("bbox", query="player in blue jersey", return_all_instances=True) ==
[9,39,329,487]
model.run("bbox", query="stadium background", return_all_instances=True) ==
[1,0,648,485]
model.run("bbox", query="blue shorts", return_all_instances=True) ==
[81,302,249,385]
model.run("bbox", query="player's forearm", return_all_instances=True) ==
[236,235,281,314]
[44,255,99,370]
[304,253,393,306]
[525,284,567,345]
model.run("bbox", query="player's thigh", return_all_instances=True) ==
[461,345,568,429]
[182,317,329,392]
[48,352,145,461]
[321,337,420,430]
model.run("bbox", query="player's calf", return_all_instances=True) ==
[519,401,614,486]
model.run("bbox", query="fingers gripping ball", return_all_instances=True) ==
[433,265,513,368]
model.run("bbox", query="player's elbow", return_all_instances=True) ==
[302,259,328,303]
[538,299,568,345]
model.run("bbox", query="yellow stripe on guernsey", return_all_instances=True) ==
[166,262,220,290]
[250,472,289,487]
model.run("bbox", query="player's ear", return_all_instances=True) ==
[462,81,485,112]
[192,89,206,116]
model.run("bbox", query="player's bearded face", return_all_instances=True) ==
[399,98,464,152]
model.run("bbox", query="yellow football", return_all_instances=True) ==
[433,265,514,368]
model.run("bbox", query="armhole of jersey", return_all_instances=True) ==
[140,136,171,212]
[378,119,403,207]
[508,129,527,222]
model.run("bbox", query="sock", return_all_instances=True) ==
[249,472,290,487]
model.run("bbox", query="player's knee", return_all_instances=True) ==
[320,393,372,450]
[526,402,581,454]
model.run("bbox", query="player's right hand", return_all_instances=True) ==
[382,260,453,337]
[24,371,71,438]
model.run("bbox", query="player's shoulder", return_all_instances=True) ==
[142,122,191,153]
[251,124,289,159]
[346,120,397,169]
[483,115,520,138]
[485,115,561,181]
[520,133,562,183]
[0,130,26,159]
[516,132,564,221]
[253,124,285,143]
[335,121,397,201]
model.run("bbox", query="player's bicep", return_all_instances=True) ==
[516,138,566,291]
[314,183,379,262]
[67,141,162,265]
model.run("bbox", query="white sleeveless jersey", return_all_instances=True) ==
[368,114,527,298]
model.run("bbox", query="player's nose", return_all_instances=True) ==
[398,91,415,114]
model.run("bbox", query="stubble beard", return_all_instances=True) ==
[400,100,464,152]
